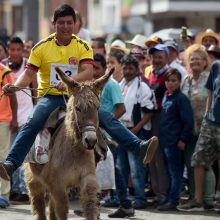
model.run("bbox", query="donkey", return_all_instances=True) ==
[25,67,114,220]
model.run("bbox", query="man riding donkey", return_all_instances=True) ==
[0,3,158,217]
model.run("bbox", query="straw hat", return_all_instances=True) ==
[196,29,220,44]
[109,39,129,54]
[126,34,148,48]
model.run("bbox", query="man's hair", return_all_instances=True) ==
[7,36,24,47]
[165,68,182,81]
[121,54,139,69]
[53,4,76,23]
[108,50,125,64]
[92,37,106,48]
[94,53,106,69]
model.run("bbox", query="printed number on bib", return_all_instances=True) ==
[50,64,78,85]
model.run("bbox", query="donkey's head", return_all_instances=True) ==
[55,67,114,150]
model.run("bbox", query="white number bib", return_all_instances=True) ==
[50,63,78,85]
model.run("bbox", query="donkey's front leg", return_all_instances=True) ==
[80,174,100,220]
[50,187,69,220]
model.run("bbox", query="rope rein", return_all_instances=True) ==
[0,85,68,104]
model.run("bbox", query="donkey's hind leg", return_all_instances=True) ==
[26,178,47,220]
[80,174,100,220]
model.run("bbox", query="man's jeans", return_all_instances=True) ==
[6,97,142,169]
[99,108,141,151]
[7,95,67,168]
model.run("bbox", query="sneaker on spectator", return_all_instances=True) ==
[157,202,178,211]
[204,201,214,211]
[215,191,220,202]
[0,195,10,208]
[177,199,204,211]
[132,200,147,209]
[108,207,134,218]
[102,198,120,207]
[10,193,29,205]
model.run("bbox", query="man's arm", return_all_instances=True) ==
[131,112,153,135]
[3,68,36,94]
[56,63,93,91]
[113,103,126,119]
[74,63,94,82]
[4,74,18,133]
[205,90,213,115]
[30,74,38,105]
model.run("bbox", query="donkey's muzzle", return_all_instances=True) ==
[82,125,97,150]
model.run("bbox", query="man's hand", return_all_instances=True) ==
[10,118,18,134]
[55,81,67,92]
[2,83,18,95]
[177,140,186,151]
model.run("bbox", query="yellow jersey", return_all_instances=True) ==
[27,33,94,96]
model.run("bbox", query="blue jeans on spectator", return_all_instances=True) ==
[163,146,184,204]
[6,97,143,169]
[115,156,133,209]
[116,129,150,205]
[10,128,28,195]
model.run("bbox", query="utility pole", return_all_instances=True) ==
[144,0,153,37]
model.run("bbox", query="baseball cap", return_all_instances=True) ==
[148,44,169,56]
[145,35,162,47]
[164,40,178,52]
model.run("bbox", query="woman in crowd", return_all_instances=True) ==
[179,44,215,210]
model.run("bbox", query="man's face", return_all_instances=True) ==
[91,40,105,56]
[122,63,139,82]
[8,43,23,63]
[93,61,106,79]
[23,40,33,58]
[151,50,168,72]
[202,36,218,50]
[54,16,75,42]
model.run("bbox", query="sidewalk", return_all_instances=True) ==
[0,200,219,220]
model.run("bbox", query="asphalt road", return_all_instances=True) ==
[0,200,219,220]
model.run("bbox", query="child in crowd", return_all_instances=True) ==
[158,68,194,211]
[107,50,124,82]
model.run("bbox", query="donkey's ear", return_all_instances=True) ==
[93,67,115,93]
[55,67,80,89]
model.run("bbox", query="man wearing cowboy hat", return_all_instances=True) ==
[196,29,220,50]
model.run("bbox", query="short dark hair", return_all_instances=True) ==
[53,4,76,23]
[165,68,182,81]
[108,50,125,64]
[121,54,139,69]
[92,37,106,48]
[7,36,24,47]
[94,53,106,69]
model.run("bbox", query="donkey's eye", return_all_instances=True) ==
[75,106,81,112]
